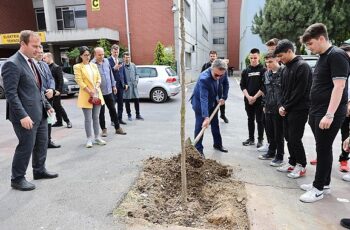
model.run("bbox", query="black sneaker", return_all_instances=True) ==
[258,153,275,160]
[257,140,263,148]
[220,115,229,123]
[242,139,254,146]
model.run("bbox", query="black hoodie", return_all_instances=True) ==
[240,64,266,103]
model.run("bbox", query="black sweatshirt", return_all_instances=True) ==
[240,64,266,101]
[279,56,312,112]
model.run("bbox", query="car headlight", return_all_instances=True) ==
[63,77,68,83]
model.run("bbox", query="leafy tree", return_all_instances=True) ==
[97,38,111,57]
[252,0,350,52]
[153,42,176,70]
[67,47,80,61]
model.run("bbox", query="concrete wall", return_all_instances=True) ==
[212,0,227,59]
[33,0,85,8]
[0,0,36,33]
[227,0,241,70]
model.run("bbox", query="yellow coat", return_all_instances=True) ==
[73,62,105,108]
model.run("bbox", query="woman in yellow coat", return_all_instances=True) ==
[74,46,106,148]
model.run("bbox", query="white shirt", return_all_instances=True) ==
[84,64,94,83]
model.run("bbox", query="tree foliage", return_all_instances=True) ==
[97,38,112,57]
[252,0,350,52]
[153,42,176,70]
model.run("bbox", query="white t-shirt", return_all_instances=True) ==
[85,64,94,83]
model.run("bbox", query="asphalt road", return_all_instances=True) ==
[0,77,349,230]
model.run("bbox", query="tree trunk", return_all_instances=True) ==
[179,0,187,205]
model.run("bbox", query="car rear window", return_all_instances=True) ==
[165,67,177,76]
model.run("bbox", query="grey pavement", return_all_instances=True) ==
[0,77,349,230]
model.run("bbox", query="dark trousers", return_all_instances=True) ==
[11,117,48,180]
[245,101,264,141]
[340,116,350,162]
[99,93,120,130]
[125,98,140,116]
[265,112,284,159]
[53,95,70,124]
[284,110,308,167]
[194,106,222,153]
[220,104,226,117]
[114,87,124,120]
[309,115,344,190]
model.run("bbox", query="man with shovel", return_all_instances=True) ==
[191,59,229,156]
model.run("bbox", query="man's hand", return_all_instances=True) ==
[47,108,55,116]
[347,102,350,117]
[20,116,34,130]
[202,117,210,129]
[218,99,225,105]
[263,107,266,113]
[45,89,54,99]
[279,106,287,117]
[246,95,255,105]
[114,63,120,70]
[125,85,129,91]
[113,87,118,95]
[55,90,61,96]
[319,116,333,129]
[343,137,350,152]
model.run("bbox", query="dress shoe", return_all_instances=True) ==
[128,115,132,121]
[52,122,63,127]
[101,128,108,137]
[11,178,35,191]
[115,127,127,135]
[220,115,229,123]
[33,170,58,180]
[136,115,144,120]
[213,145,228,153]
[48,141,61,148]
[119,120,127,125]
[66,121,72,128]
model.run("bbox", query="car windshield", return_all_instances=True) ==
[165,67,177,76]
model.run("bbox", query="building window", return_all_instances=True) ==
[75,10,87,18]
[213,38,225,44]
[184,0,191,22]
[202,25,208,41]
[213,0,225,2]
[56,7,75,30]
[35,8,46,31]
[213,16,225,24]
[185,52,191,69]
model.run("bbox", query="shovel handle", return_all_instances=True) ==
[193,103,222,146]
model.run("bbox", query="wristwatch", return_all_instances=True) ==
[325,113,334,119]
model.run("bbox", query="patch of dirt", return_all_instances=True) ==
[114,146,249,229]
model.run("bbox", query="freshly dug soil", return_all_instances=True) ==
[114,146,249,229]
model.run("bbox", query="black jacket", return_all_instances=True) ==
[49,63,63,93]
[279,56,312,112]
[201,62,212,72]
[240,64,266,103]
[262,67,283,113]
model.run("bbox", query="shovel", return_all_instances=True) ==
[184,103,222,167]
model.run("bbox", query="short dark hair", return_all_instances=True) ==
[250,48,260,54]
[19,30,38,45]
[123,52,130,57]
[274,39,294,55]
[265,38,279,47]
[301,23,329,43]
[111,44,119,50]
[264,52,276,59]
[340,44,350,53]
[209,50,217,55]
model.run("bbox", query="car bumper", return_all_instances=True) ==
[167,84,181,96]
[63,84,80,95]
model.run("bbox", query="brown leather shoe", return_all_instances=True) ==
[115,127,127,135]
[102,129,108,137]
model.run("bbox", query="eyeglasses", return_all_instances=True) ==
[82,53,91,57]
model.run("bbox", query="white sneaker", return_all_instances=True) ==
[277,163,295,172]
[287,164,306,178]
[86,138,93,148]
[94,138,107,145]
[343,174,350,182]
[257,143,269,152]
[300,183,331,195]
[299,187,324,203]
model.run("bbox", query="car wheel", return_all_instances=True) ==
[150,88,168,103]
[0,86,5,99]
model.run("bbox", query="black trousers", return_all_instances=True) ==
[99,93,120,130]
[284,110,308,167]
[125,98,140,116]
[339,116,350,162]
[309,115,344,190]
[220,104,226,117]
[244,101,264,141]
[265,112,284,159]
[114,87,124,120]
[53,95,70,124]
[11,116,48,180]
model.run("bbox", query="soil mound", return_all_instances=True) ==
[115,146,249,229]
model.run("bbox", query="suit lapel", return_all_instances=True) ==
[17,52,40,89]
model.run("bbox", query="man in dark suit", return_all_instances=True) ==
[191,59,229,156]
[2,30,58,191]
[34,46,61,148]
[43,52,72,128]
[108,44,127,124]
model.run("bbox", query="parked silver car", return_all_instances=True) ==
[136,65,181,103]
[62,72,79,97]
[300,55,319,72]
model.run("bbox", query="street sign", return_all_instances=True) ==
[92,0,100,11]
[0,32,46,45]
